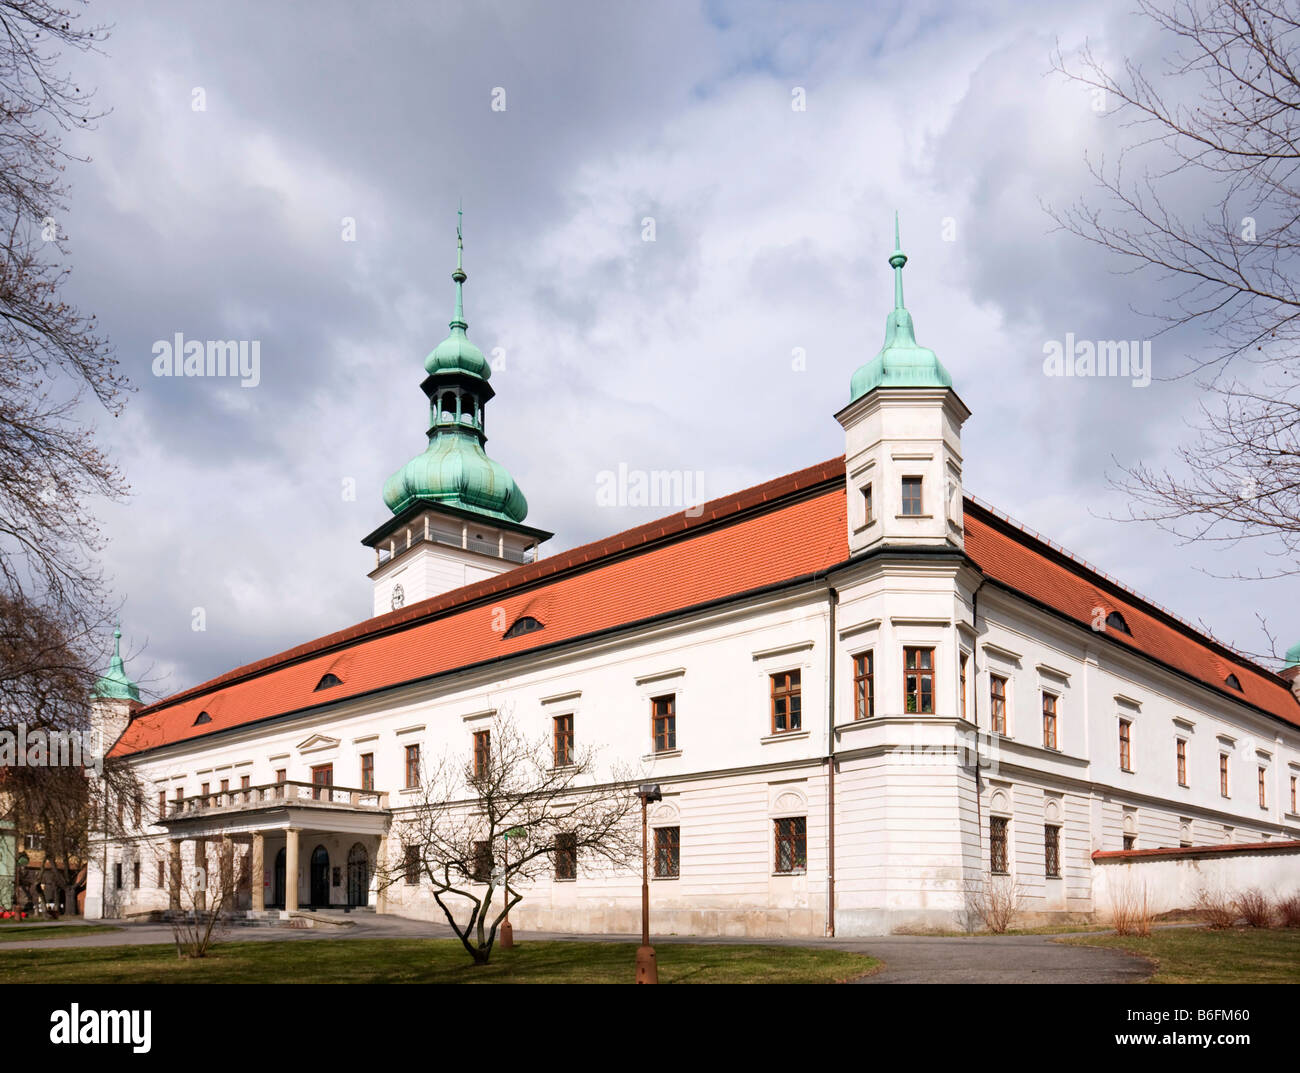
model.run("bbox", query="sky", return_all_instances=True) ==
[50,0,1294,700]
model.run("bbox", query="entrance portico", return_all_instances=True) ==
[156,780,390,916]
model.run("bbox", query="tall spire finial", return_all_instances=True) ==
[451,203,468,331]
[888,210,908,310]
[113,617,122,658]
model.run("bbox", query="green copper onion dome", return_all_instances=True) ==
[849,213,953,401]
[424,215,491,380]
[383,435,528,522]
[383,210,529,524]
[92,622,140,703]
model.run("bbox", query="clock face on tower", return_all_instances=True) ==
[391,583,405,610]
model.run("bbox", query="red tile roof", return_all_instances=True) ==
[111,457,1299,757]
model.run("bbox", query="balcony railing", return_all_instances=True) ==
[167,780,388,819]
[375,525,538,568]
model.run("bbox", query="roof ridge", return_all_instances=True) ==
[963,494,1284,685]
[133,456,848,716]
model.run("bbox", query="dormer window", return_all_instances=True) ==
[503,615,544,640]
[314,673,343,691]
[1105,611,1130,635]
[1224,674,1242,692]
[193,711,212,726]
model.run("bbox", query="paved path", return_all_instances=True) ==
[0,915,1150,983]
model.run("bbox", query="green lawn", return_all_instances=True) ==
[1061,927,1300,983]
[0,924,122,943]
[0,937,879,984]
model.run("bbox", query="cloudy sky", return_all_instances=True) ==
[53,0,1291,699]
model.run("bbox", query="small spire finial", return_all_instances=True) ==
[451,203,467,330]
[888,211,907,310]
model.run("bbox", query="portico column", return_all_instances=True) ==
[168,841,182,910]
[251,832,265,913]
[284,827,299,914]
[193,838,206,912]
[220,835,234,908]
[375,834,388,913]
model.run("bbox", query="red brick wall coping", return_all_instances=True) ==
[1092,839,1300,862]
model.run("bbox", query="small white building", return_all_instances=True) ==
[86,224,1300,935]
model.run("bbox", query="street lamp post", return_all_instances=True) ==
[498,827,525,950]
[635,783,662,984]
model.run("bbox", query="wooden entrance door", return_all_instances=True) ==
[309,845,330,907]
[346,843,368,908]
[273,848,286,907]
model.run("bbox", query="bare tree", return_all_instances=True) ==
[0,591,142,914]
[379,712,639,965]
[1049,0,1300,597]
[0,0,124,623]
[154,832,237,958]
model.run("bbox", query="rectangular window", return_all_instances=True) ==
[989,816,1009,874]
[1259,767,1267,809]
[132,794,142,828]
[771,670,802,733]
[114,863,122,891]
[989,674,1007,733]
[1220,753,1230,797]
[1118,719,1132,772]
[651,694,676,753]
[654,826,680,878]
[553,714,574,768]
[904,647,935,714]
[157,861,165,889]
[554,833,577,880]
[405,744,421,788]
[773,817,807,874]
[472,840,493,883]
[219,778,229,795]
[174,787,184,813]
[853,651,874,720]
[472,731,490,779]
[200,782,209,800]
[240,774,250,802]
[1292,774,1297,813]
[310,763,333,801]
[1044,824,1061,878]
[275,769,286,798]
[1123,834,1136,851]
[960,653,968,721]
[158,790,167,819]
[133,861,141,889]
[360,753,374,792]
[403,845,419,885]
[1042,693,1057,750]
[1176,739,1188,787]
[862,483,873,525]
[901,476,923,516]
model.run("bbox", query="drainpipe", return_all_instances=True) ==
[969,578,988,879]
[826,584,839,937]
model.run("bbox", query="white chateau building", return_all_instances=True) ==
[86,222,1300,935]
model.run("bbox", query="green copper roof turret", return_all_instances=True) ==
[384,211,529,524]
[92,622,140,703]
[849,213,953,401]
[424,208,491,379]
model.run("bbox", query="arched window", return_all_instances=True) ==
[1224,673,1243,691]
[462,394,476,424]
[440,392,457,420]
[314,673,343,691]
[504,615,544,640]
[1105,611,1130,635]
[193,711,212,725]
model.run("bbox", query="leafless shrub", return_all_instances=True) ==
[963,873,1025,934]
[1110,877,1153,937]
[1194,887,1238,929]
[1236,887,1274,928]
[1275,892,1300,929]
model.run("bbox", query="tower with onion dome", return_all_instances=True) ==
[835,214,970,556]
[363,212,552,616]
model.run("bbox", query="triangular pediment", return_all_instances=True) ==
[297,734,341,754]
